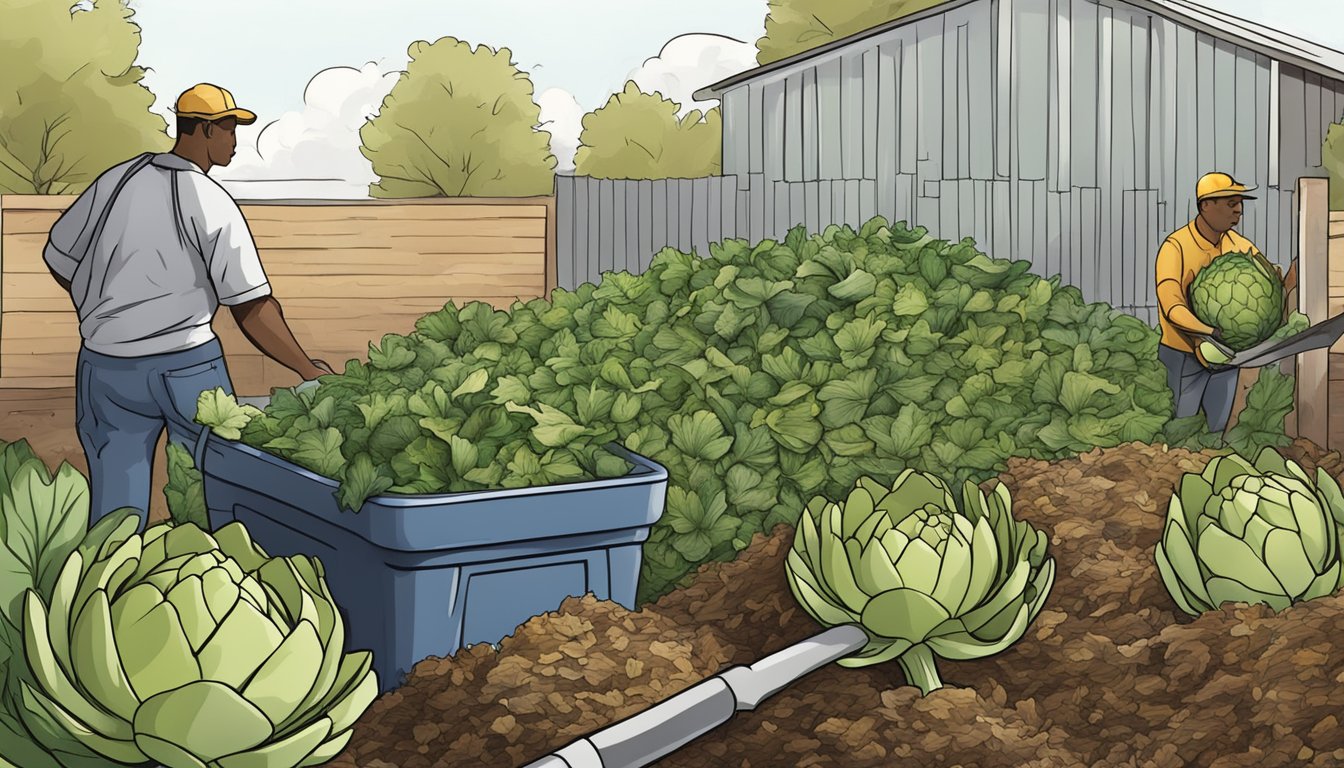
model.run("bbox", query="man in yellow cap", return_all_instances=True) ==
[1154,171,1296,434]
[42,83,333,529]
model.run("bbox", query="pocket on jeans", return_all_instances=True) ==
[75,360,95,427]
[161,359,231,426]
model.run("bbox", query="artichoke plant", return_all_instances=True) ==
[18,518,377,768]
[1155,447,1344,615]
[784,470,1055,695]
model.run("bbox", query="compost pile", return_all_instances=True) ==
[327,438,1344,768]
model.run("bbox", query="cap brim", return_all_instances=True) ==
[174,108,257,125]
[1199,188,1257,200]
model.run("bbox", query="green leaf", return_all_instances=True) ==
[834,316,887,370]
[451,368,491,399]
[817,370,878,428]
[490,375,533,406]
[164,443,209,530]
[729,424,777,472]
[367,335,417,371]
[368,415,423,463]
[668,411,734,462]
[338,454,395,512]
[724,465,777,513]
[592,306,641,338]
[195,388,261,440]
[891,283,930,316]
[828,269,878,302]
[764,401,824,452]
[764,291,816,327]
[863,405,935,461]
[505,402,589,448]
[1058,371,1123,414]
[666,487,739,562]
[291,428,346,478]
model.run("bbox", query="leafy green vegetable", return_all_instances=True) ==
[785,472,1055,695]
[216,217,1182,603]
[194,388,262,441]
[164,442,209,530]
[1156,447,1344,615]
[0,440,146,767]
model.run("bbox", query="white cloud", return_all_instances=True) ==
[212,61,401,198]
[624,33,758,116]
[536,87,586,173]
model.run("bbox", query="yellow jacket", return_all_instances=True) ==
[1154,220,1262,354]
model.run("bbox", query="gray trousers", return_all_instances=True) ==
[1158,344,1240,433]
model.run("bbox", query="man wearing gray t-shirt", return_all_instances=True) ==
[43,83,331,529]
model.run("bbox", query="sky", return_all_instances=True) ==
[120,0,1344,197]
[127,0,768,194]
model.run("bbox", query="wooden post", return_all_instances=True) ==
[1281,256,1300,439]
[1297,178,1331,449]
[544,193,559,299]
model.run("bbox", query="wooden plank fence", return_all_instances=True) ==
[0,196,556,394]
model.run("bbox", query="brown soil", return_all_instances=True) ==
[328,440,1344,768]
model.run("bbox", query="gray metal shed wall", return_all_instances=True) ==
[558,0,1344,324]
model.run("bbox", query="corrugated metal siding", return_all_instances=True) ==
[558,0,1344,320]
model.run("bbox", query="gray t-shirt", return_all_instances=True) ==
[43,152,272,357]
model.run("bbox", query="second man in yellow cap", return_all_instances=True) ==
[1153,172,1295,435]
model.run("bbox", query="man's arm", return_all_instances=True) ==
[230,296,332,380]
[43,179,100,294]
[1155,239,1217,335]
[188,180,328,381]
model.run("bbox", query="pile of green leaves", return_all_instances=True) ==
[236,344,633,512]
[236,218,1186,603]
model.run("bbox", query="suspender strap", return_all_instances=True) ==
[81,152,156,264]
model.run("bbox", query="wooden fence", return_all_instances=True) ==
[1279,177,1344,451]
[6,175,1343,450]
[0,196,556,394]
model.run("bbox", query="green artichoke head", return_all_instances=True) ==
[1155,446,1344,616]
[19,520,377,768]
[1188,251,1286,351]
[784,469,1056,695]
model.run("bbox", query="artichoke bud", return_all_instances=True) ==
[18,521,378,768]
[1156,447,1344,617]
[785,470,1055,696]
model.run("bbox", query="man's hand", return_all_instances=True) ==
[230,296,331,382]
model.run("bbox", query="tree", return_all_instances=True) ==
[359,37,556,198]
[755,0,947,65]
[0,0,171,195]
[1324,123,1344,210]
[574,82,722,180]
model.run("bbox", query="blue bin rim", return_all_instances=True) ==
[201,433,669,510]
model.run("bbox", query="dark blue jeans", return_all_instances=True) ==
[75,338,233,529]
[1158,343,1240,433]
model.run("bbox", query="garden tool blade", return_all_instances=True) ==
[1225,313,1344,369]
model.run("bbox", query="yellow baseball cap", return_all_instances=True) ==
[173,83,256,124]
[1196,171,1256,201]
